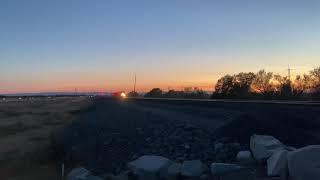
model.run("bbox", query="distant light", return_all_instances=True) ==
[120,92,126,98]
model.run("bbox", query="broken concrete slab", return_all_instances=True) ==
[128,155,172,180]
[250,134,285,162]
[267,150,288,177]
[287,145,320,180]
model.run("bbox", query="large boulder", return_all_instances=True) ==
[267,150,288,177]
[181,160,207,177]
[236,151,254,164]
[250,134,285,162]
[211,163,253,180]
[287,145,320,180]
[67,167,91,180]
[128,155,172,180]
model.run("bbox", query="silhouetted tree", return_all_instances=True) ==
[128,91,139,97]
[251,70,274,95]
[214,72,255,98]
[293,74,311,96]
[273,75,292,98]
[214,75,235,97]
[310,67,320,85]
[163,90,184,98]
[145,88,163,97]
[233,72,256,97]
[310,67,320,97]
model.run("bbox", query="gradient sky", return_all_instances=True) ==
[1,0,320,93]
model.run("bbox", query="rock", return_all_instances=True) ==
[211,163,253,180]
[287,145,320,180]
[67,167,91,180]
[86,175,103,180]
[167,162,181,175]
[210,163,243,175]
[164,162,181,180]
[111,174,129,180]
[236,151,254,164]
[285,146,297,151]
[181,160,206,177]
[128,155,172,180]
[267,150,288,177]
[250,134,285,162]
[214,143,224,151]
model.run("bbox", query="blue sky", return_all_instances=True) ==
[1,0,320,93]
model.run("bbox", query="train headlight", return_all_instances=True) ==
[120,92,126,98]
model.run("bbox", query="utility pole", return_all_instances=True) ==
[133,74,136,93]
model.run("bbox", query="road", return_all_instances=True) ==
[56,97,320,174]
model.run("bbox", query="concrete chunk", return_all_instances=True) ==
[236,151,254,164]
[128,155,171,180]
[250,134,285,162]
[267,150,288,177]
[67,167,91,180]
[288,145,320,180]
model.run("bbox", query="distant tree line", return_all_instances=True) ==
[131,67,320,100]
[212,67,320,100]
[128,87,210,99]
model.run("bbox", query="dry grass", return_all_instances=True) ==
[0,97,92,180]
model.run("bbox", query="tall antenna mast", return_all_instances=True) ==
[133,74,136,93]
[287,65,293,81]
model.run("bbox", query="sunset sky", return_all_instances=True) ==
[1,0,320,94]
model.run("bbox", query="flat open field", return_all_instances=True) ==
[0,97,92,180]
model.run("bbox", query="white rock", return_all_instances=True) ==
[236,151,254,164]
[67,167,91,180]
[128,155,172,180]
[181,160,206,177]
[267,150,288,177]
[250,134,285,162]
[288,145,320,180]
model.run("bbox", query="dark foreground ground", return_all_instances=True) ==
[53,97,320,176]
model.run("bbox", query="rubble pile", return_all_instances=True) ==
[67,134,320,180]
